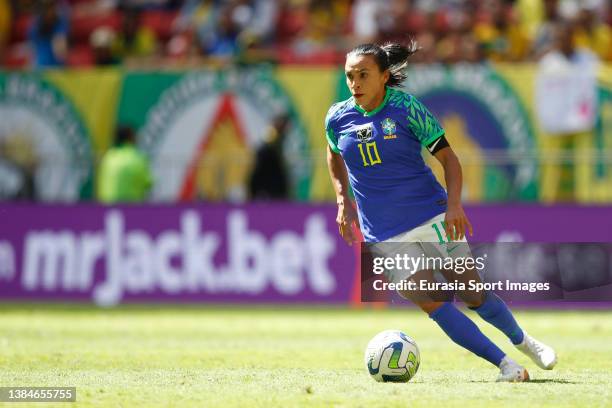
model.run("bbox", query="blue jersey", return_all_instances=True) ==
[326,87,447,242]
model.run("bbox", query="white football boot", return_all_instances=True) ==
[515,332,557,370]
[497,356,530,382]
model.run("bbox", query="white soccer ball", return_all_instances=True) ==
[364,330,420,383]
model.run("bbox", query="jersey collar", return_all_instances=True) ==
[354,87,391,117]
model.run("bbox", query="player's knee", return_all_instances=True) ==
[464,300,482,309]
[462,294,484,308]
[460,291,485,309]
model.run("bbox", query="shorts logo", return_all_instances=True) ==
[356,124,373,142]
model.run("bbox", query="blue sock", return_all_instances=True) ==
[470,292,524,345]
[429,302,505,367]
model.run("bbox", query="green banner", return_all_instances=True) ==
[1,65,611,203]
[117,68,312,201]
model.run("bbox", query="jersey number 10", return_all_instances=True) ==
[357,142,382,167]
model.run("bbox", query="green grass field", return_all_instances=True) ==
[0,305,611,407]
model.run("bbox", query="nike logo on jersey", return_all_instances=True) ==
[427,138,441,153]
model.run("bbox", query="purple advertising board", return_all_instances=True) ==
[0,204,359,306]
[1,204,612,305]
[467,205,612,242]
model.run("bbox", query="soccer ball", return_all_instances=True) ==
[364,330,420,383]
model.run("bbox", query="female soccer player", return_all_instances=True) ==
[325,42,557,382]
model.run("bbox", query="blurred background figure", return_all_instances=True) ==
[376,0,413,44]
[97,125,153,203]
[535,21,599,202]
[249,114,290,200]
[169,0,215,60]
[170,0,278,63]
[531,0,562,58]
[573,2,612,61]
[289,0,349,62]
[0,0,10,64]
[114,6,158,64]
[0,136,37,201]
[350,0,381,45]
[0,0,610,203]
[28,0,69,68]
[0,0,608,68]
[473,0,530,62]
[203,2,241,59]
[90,25,119,65]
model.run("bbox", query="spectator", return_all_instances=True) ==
[291,0,349,58]
[0,0,9,63]
[377,0,413,44]
[350,0,381,44]
[5,0,610,67]
[203,0,279,59]
[173,0,241,59]
[411,30,438,64]
[97,126,153,203]
[252,0,280,41]
[532,0,562,58]
[435,5,478,63]
[203,2,241,58]
[573,3,612,61]
[474,0,530,61]
[462,32,487,63]
[249,114,290,200]
[168,0,215,60]
[172,0,215,35]
[122,0,181,9]
[72,0,180,15]
[114,7,158,62]
[28,0,69,68]
[171,0,277,61]
[90,26,120,65]
[0,137,37,201]
[71,0,118,16]
[535,22,598,202]
[517,0,547,39]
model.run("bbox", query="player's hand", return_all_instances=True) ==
[444,204,473,241]
[336,198,360,246]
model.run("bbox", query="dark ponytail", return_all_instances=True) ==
[347,39,419,87]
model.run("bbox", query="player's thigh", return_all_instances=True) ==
[369,239,424,285]
[438,264,485,307]
[371,236,452,309]
[418,215,484,306]
[396,269,452,312]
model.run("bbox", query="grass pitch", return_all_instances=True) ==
[0,305,611,407]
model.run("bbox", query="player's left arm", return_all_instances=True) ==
[431,139,473,241]
[406,94,473,240]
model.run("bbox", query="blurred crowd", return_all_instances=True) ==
[1,0,611,68]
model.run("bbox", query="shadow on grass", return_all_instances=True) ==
[468,378,577,384]
[527,379,577,384]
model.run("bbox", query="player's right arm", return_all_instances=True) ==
[326,144,360,246]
